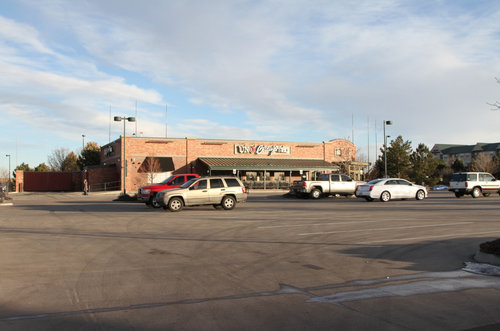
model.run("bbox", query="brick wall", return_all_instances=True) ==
[101,136,358,193]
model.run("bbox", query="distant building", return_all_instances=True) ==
[431,142,500,166]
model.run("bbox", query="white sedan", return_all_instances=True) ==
[356,178,427,202]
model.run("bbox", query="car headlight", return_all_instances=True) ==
[142,189,151,195]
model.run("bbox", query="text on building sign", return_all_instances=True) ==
[234,144,291,155]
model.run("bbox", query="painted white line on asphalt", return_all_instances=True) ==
[298,222,473,236]
[358,230,500,244]
[259,220,378,229]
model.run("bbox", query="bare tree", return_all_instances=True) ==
[0,168,8,185]
[143,157,162,184]
[48,148,70,171]
[487,77,500,110]
[470,153,498,173]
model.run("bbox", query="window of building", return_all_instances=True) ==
[335,149,342,156]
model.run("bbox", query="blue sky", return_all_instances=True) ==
[1,0,500,172]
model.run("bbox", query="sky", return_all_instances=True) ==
[1,0,500,172]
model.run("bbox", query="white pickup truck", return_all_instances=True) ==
[291,174,363,199]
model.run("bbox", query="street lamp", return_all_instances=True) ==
[383,120,392,178]
[82,134,86,150]
[114,116,136,195]
[5,154,11,194]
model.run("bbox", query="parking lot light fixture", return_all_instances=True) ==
[114,116,136,195]
[383,120,392,178]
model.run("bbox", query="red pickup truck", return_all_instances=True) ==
[138,174,199,208]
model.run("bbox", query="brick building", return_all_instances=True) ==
[101,136,367,193]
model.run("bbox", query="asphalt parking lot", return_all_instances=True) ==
[1,191,500,330]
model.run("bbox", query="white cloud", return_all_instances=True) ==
[2,0,500,168]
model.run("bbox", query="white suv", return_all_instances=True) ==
[157,176,248,212]
[449,172,500,198]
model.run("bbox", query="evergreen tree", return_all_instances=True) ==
[34,163,50,172]
[410,143,439,186]
[384,136,412,178]
[78,142,101,169]
[451,158,466,172]
[13,163,33,178]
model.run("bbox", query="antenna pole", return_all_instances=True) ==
[109,105,111,143]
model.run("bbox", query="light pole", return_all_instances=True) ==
[82,134,86,150]
[114,116,136,195]
[383,120,392,178]
[5,154,11,194]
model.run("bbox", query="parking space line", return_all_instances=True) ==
[298,222,473,236]
[358,230,500,244]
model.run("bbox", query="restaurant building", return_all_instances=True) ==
[100,136,367,193]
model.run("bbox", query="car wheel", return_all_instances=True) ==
[471,187,481,198]
[310,189,322,199]
[149,195,161,208]
[221,196,236,210]
[380,191,391,202]
[168,197,184,212]
[454,192,464,198]
[364,197,374,202]
[416,190,425,201]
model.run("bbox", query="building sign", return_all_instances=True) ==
[235,144,291,156]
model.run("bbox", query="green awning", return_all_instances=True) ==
[199,157,339,171]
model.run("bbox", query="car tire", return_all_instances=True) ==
[416,190,425,201]
[471,187,481,198]
[454,192,464,198]
[168,197,184,212]
[380,191,391,202]
[221,196,236,210]
[310,189,322,199]
[149,195,161,208]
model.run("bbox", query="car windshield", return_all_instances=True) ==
[181,178,198,188]
[367,179,383,185]
[159,176,175,185]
